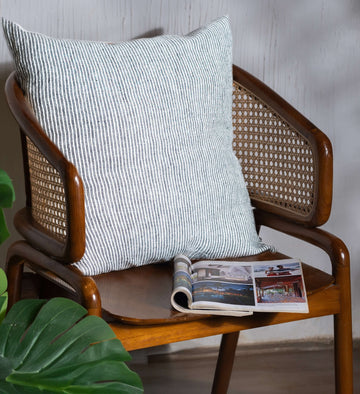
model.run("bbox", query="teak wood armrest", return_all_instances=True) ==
[5,72,85,262]
[6,240,102,317]
[254,210,350,275]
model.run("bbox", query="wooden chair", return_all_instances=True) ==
[5,65,353,394]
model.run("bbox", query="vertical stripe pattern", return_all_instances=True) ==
[3,16,270,275]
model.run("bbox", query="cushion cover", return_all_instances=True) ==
[3,17,270,275]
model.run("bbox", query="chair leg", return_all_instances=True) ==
[334,280,353,392]
[211,331,240,394]
[334,313,353,394]
[331,246,353,394]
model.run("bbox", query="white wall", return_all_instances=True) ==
[0,0,359,348]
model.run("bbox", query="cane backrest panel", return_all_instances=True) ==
[26,136,67,241]
[232,81,316,217]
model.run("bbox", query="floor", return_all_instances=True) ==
[128,341,359,394]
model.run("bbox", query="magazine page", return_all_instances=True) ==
[170,255,252,316]
[252,259,309,313]
[190,258,308,313]
[191,260,256,311]
[171,255,308,315]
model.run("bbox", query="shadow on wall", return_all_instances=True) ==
[133,28,164,40]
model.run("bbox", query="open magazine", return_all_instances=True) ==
[171,255,309,317]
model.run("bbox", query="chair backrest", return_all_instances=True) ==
[5,66,333,264]
[232,81,317,219]
[232,65,332,227]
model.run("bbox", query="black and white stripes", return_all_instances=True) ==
[3,16,270,275]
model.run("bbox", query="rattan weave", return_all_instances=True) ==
[232,81,315,216]
[26,137,67,241]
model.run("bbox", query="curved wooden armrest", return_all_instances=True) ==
[254,210,350,278]
[5,72,85,262]
[6,73,67,172]
[7,240,101,316]
[233,65,333,227]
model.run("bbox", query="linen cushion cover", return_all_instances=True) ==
[3,17,270,275]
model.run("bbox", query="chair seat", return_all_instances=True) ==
[93,251,335,325]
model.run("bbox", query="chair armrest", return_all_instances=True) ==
[5,72,85,262]
[254,210,350,277]
[233,65,333,227]
[255,210,351,322]
[7,240,101,315]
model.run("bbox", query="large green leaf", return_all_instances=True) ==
[0,169,15,244]
[0,298,143,393]
[0,269,7,324]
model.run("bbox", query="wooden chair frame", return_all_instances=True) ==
[5,65,353,393]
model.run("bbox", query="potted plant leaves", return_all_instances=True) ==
[0,170,143,393]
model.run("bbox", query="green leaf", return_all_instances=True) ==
[0,170,15,244]
[12,298,88,369]
[0,269,7,296]
[0,269,8,325]
[0,299,47,358]
[0,380,43,393]
[0,294,7,326]
[0,298,143,393]
[0,170,15,208]
[0,209,10,244]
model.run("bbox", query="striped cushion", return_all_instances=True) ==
[3,17,270,275]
